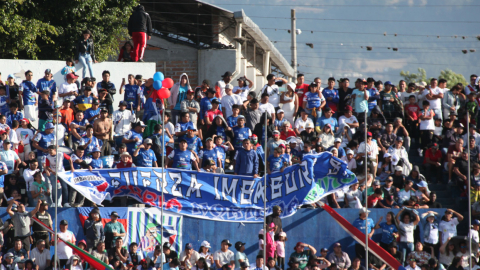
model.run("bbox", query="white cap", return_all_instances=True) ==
[395,166,403,172]
[287,82,296,91]
[306,122,314,128]
[200,240,211,248]
[347,149,354,155]
[225,83,233,89]
[334,138,342,143]
[259,229,264,235]
[359,208,370,214]
[383,153,391,158]
[277,109,285,114]
[279,232,287,237]
[287,137,298,144]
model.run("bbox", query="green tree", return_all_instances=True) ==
[0,0,137,61]
[438,69,467,89]
[399,68,427,84]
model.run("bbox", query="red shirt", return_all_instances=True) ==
[295,83,310,108]
[280,130,296,141]
[405,103,421,120]
[205,109,223,128]
[367,195,380,208]
[447,145,462,161]
[423,148,442,164]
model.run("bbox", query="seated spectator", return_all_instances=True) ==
[328,138,345,158]
[405,258,421,270]
[294,111,314,136]
[299,122,316,144]
[398,180,415,205]
[347,257,364,270]
[8,239,28,261]
[273,110,288,130]
[376,153,394,184]
[446,138,464,185]
[92,241,109,264]
[280,122,296,141]
[387,136,412,176]
[408,242,433,266]
[388,242,404,266]
[213,240,234,269]
[108,237,128,265]
[267,131,286,155]
[327,243,351,270]
[318,124,335,149]
[133,138,157,167]
[289,242,316,270]
[341,149,356,173]
[179,243,200,270]
[336,123,352,149]
[406,166,426,189]
[316,107,338,133]
[357,132,379,178]
[392,166,406,192]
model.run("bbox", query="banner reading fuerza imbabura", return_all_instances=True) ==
[58,152,357,222]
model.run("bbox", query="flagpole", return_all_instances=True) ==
[364,110,368,268]
[263,112,267,266]
[161,100,165,270]
[467,110,472,269]
[54,101,59,270]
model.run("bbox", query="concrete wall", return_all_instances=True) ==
[0,59,155,109]
[198,49,237,87]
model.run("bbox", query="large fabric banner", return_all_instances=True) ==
[59,152,357,222]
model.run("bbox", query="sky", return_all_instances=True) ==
[202,0,480,85]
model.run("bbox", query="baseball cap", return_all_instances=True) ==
[100,108,108,113]
[344,105,353,111]
[238,115,245,119]
[225,83,233,89]
[473,219,480,225]
[346,149,354,155]
[277,109,285,114]
[373,180,381,186]
[383,153,391,158]
[0,130,7,135]
[333,243,342,248]
[384,81,393,86]
[7,74,15,79]
[187,89,195,94]
[334,138,342,143]
[417,181,428,188]
[395,166,403,172]
[431,143,439,149]
[273,130,280,135]
[144,138,153,145]
[278,144,286,148]
[235,241,245,250]
[92,147,101,153]
[207,88,216,94]
[60,220,68,225]
[45,122,55,130]
[359,208,370,214]
[221,239,232,247]
[4,253,13,258]
[111,211,119,217]
[321,248,329,252]
[396,136,404,142]
[118,100,127,106]
[367,132,372,137]
[137,121,147,127]
[211,98,220,104]
[306,122,314,128]
[386,176,393,182]
[221,71,233,77]
[201,240,211,248]
[67,73,79,80]
[294,242,303,250]
[185,243,193,250]
[45,69,52,74]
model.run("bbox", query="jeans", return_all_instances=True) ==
[399,242,414,263]
[78,53,94,78]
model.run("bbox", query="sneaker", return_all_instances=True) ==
[418,148,423,157]
[138,59,144,62]
[63,203,71,208]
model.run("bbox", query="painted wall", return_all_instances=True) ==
[0,207,444,263]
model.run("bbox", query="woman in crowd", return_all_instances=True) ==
[396,208,420,264]
[408,242,433,266]
[374,212,398,250]
[75,29,97,78]
[118,40,135,62]
[280,82,298,125]
[205,115,233,143]
[447,257,463,270]
[318,124,334,149]
[344,183,362,208]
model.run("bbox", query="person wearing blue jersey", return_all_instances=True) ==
[232,116,252,150]
[316,107,338,133]
[70,111,89,150]
[122,121,146,153]
[79,125,102,156]
[302,82,325,121]
[267,148,287,175]
[205,115,233,143]
[120,74,141,111]
[184,128,203,155]
[322,77,339,114]
[167,139,200,171]
[174,112,196,141]
[0,87,9,116]
[373,212,399,250]
[133,138,157,167]
[352,208,375,260]
[36,69,57,104]
[84,99,101,122]
[5,103,24,128]
[214,135,234,169]
[226,104,240,128]
[88,147,104,169]
[199,137,222,168]
[32,123,55,170]
[19,70,38,121]
[366,78,380,115]
[234,139,259,177]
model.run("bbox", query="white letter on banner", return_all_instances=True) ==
[270,176,283,200]
[221,177,238,203]
[328,158,342,175]
[253,181,266,204]
[240,180,255,205]
[152,170,169,193]
[109,172,121,188]
[140,171,151,187]
[186,174,203,198]
[132,170,138,185]
[214,176,220,200]
[299,161,312,185]
[123,171,131,186]
[285,171,298,195]
[168,172,183,197]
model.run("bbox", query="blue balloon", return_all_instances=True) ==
[153,80,163,90]
[153,72,164,82]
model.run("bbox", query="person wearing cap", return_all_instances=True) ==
[232,115,252,148]
[4,102,23,130]
[83,208,104,252]
[259,93,276,122]
[267,147,287,175]
[59,72,79,103]
[267,130,286,156]
[221,83,243,119]
[200,88,219,125]
[120,74,142,111]
[179,243,201,269]
[232,241,249,270]
[351,208,375,260]
[326,243,351,270]
[113,100,136,136]
[36,68,57,104]
[69,110,90,148]
[214,71,234,99]
[0,136,21,178]
[73,85,93,112]
[340,149,357,173]
[123,121,146,153]
[338,105,358,135]
[31,122,55,166]
[31,199,53,250]
[351,78,369,117]
[180,88,201,126]
[6,199,41,256]
[194,79,211,103]
[204,98,223,129]
[260,74,288,111]
[83,97,101,122]
[133,138,158,167]
[175,112,197,141]
[272,109,287,130]
[278,121,294,141]
[294,111,314,137]
[184,126,203,155]
[1,252,16,270]
[438,208,464,245]
[104,211,126,250]
[388,136,412,174]
[213,239,235,269]
[167,138,200,171]
[289,242,317,270]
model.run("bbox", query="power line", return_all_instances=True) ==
[266,29,478,38]
[297,58,479,67]
[140,2,480,7]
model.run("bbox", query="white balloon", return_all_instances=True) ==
[296,29,302,35]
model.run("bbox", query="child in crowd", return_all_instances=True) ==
[433,117,443,144]
[405,95,420,144]
[227,104,240,128]
[89,147,104,169]
[275,232,287,270]
[38,90,53,131]
[61,58,76,82]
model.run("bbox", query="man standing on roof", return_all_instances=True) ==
[128,4,152,62]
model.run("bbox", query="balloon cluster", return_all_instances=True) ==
[153,72,174,99]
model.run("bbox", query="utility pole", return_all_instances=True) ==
[291,9,297,78]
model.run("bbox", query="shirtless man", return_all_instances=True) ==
[93,108,112,156]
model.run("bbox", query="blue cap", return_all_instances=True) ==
[45,123,54,130]
[384,81,393,86]
[92,147,101,153]
[473,219,480,225]
[7,74,15,79]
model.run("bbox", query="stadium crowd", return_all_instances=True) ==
[0,64,479,270]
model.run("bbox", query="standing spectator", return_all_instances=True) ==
[322,77,339,114]
[113,100,136,136]
[83,208,104,252]
[167,139,200,170]
[127,5,152,62]
[439,209,464,245]
[373,212,398,250]
[303,83,325,121]
[133,138,158,167]
[423,143,443,183]
[221,84,243,119]
[234,139,259,177]
[243,98,262,131]
[31,201,52,249]
[280,83,298,125]
[169,73,192,125]
[352,208,374,260]
[294,74,309,114]
[289,242,316,270]
[36,69,57,105]
[18,70,36,118]
[261,74,288,111]
[59,73,79,106]
[6,74,20,108]
[378,81,398,122]
[351,79,369,123]
[93,108,112,156]
[75,30,97,78]
[214,240,235,269]
[104,211,126,250]
[266,206,282,234]
[418,100,435,157]
[396,209,421,263]
[443,85,461,120]
[6,199,41,255]
[423,78,444,120]
[120,74,141,111]
[233,76,254,101]
[181,90,201,127]
[29,240,50,270]
[215,72,233,99]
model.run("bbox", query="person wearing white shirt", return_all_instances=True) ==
[249,255,267,270]
[260,74,288,109]
[216,72,233,98]
[233,76,253,101]
[113,101,136,136]
[221,84,243,118]
[29,240,51,270]
[465,74,478,95]
[338,105,358,134]
[439,209,464,244]
[258,94,276,121]
[57,220,76,268]
[58,74,79,103]
[404,259,421,270]
[16,119,34,161]
[423,78,444,120]
[294,111,313,135]
[213,240,235,269]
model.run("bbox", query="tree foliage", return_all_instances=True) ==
[0,0,138,61]
[400,68,467,89]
